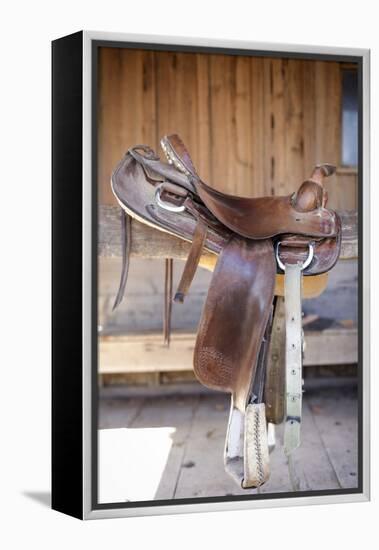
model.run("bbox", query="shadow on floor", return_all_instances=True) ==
[23,491,51,508]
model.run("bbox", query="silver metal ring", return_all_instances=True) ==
[275,241,314,272]
[155,183,186,213]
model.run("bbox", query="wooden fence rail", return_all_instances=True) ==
[99,206,358,261]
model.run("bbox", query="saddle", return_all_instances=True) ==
[111,134,342,490]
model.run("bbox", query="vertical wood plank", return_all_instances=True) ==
[98,48,156,205]
[314,62,341,165]
[250,57,266,197]
[209,54,266,196]
[233,55,252,195]
[208,54,235,193]
[195,53,212,183]
[314,61,341,208]
[264,58,287,196]
[329,173,358,210]
[262,58,272,197]
[302,59,316,179]
[284,59,305,190]
[155,51,212,184]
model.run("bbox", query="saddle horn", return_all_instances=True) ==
[310,163,336,184]
[293,163,336,212]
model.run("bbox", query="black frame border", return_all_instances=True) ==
[52,31,84,519]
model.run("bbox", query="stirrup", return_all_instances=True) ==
[224,399,270,489]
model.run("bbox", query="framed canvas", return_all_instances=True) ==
[52,30,370,520]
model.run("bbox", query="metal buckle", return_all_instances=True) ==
[275,241,314,272]
[155,183,186,213]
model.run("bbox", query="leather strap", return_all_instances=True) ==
[174,219,208,303]
[112,209,131,311]
[282,262,305,491]
[163,258,173,346]
[283,263,303,456]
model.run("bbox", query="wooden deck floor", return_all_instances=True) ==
[98,383,358,503]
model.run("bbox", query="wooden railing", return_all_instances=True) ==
[99,206,358,261]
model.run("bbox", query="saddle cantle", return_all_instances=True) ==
[111,134,342,490]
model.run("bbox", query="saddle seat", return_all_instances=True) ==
[160,134,339,240]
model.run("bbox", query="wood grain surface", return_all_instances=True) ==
[97,49,358,210]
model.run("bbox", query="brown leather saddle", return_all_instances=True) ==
[111,134,342,490]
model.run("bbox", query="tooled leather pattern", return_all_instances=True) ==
[195,347,234,390]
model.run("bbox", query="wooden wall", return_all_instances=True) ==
[98,48,358,210]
